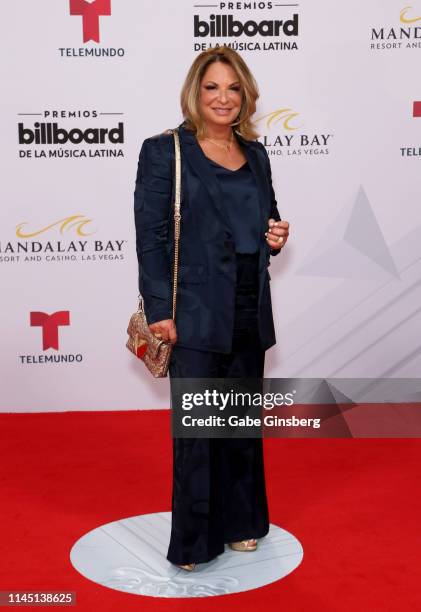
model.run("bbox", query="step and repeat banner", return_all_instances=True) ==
[1,1,420,411]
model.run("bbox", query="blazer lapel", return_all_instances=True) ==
[234,130,270,242]
[178,124,232,234]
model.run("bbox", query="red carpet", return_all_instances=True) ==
[0,410,420,611]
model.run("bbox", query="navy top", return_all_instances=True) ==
[207,157,260,254]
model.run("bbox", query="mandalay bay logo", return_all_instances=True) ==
[255,108,333,158]
[0,215,127,264]
[370,5,421,51]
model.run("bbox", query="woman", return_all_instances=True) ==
[134,47,290,571]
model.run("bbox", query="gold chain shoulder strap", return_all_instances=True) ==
[164,128,181,321]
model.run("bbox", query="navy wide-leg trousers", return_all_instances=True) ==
[167,252,270,565]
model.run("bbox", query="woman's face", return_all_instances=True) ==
[199,61,243,130]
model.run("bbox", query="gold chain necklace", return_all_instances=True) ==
[204,131,234,153]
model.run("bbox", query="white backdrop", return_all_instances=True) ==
[1,0,420,411]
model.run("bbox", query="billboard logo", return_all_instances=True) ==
[194,14,298,38]
[30,311,70,351]
[18,121,124,145]
[69,0,111,43]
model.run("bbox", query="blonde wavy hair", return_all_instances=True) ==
[180,47,260,141]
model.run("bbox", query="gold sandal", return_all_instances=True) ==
[176,563,196,571]
[229,539,257,552]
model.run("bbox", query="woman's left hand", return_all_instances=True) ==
[265,218,290,250]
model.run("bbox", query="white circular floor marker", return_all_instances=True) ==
[70,511,303,598]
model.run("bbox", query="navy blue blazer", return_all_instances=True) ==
[133,121,282,354]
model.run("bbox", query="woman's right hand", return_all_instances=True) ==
[149,319,177,344]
